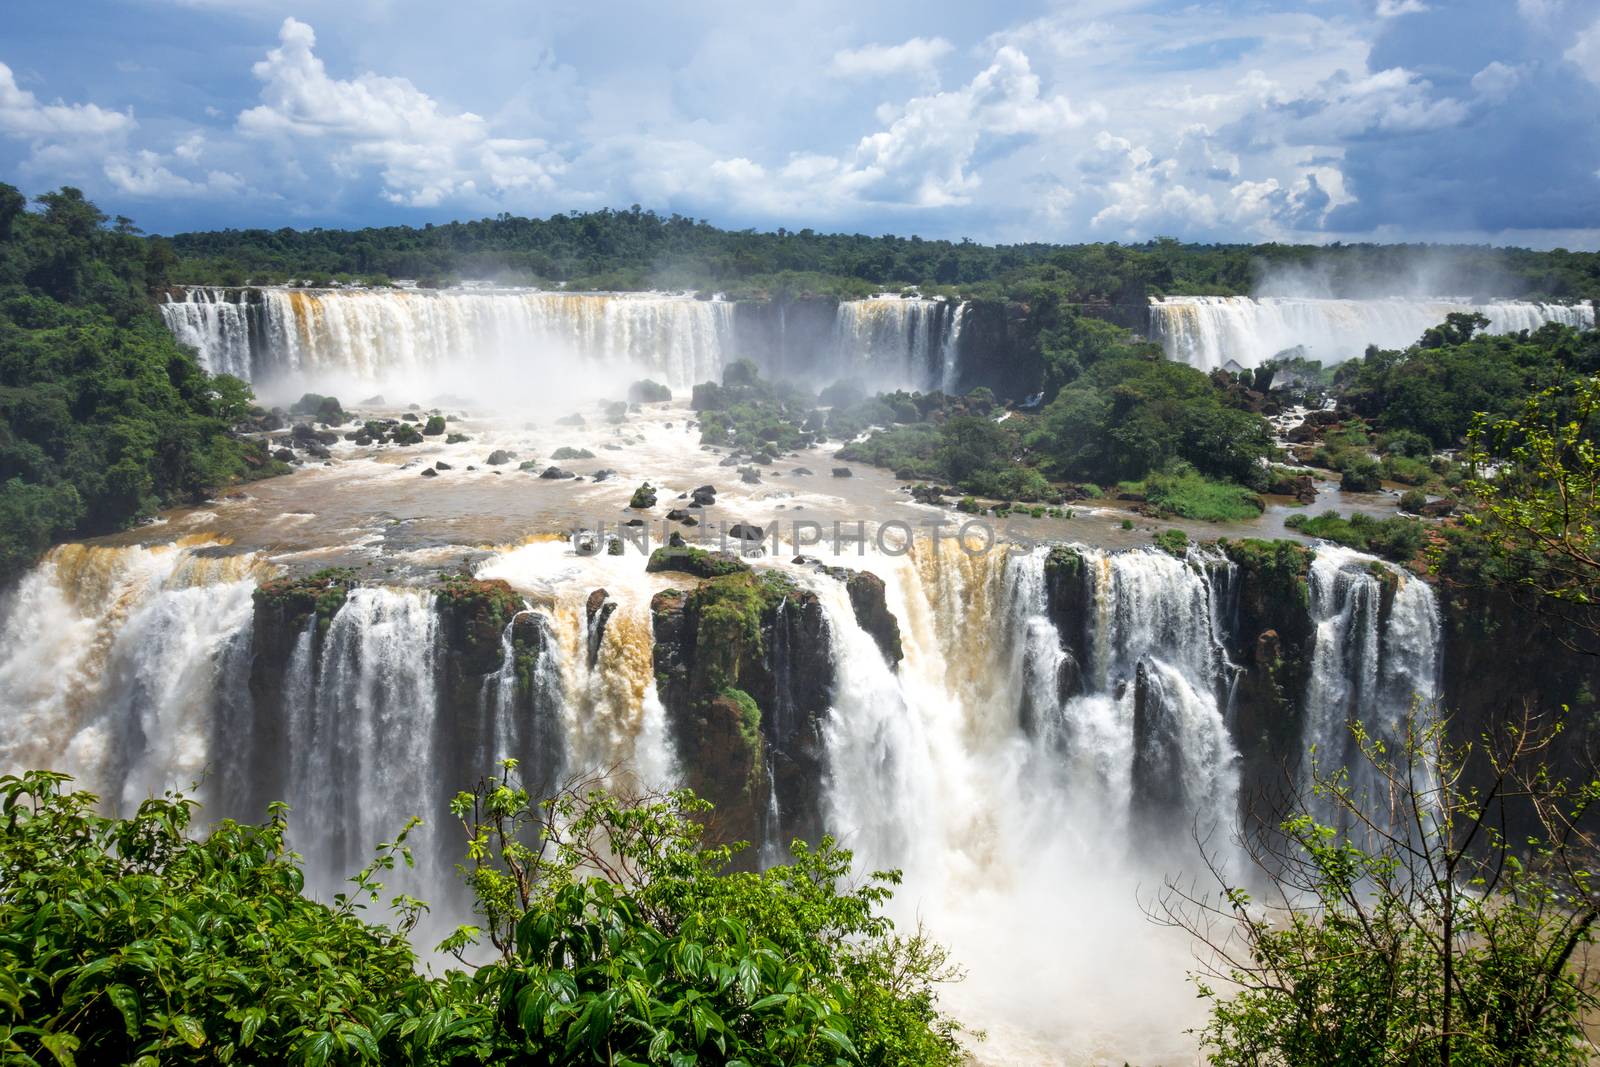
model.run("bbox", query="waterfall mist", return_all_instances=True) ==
[159,287,970,405]
[0,534,1444,1063]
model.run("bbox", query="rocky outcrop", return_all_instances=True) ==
[819,566,903,667]
[650,570,836,860]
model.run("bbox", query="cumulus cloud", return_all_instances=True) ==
[707,45,1089,213]
[237,17,563,207]
[103,149,243,197]
[1567,18,1600,86]
[1471,61,1525,99]
[0,61,132,139]
[829,37,952,83]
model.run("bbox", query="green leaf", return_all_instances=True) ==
[172,1014,206,1048]
[40,1032,79,1067]
[107,984,140,1039]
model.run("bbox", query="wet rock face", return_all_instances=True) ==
[436,577,526,678]
[817,566,903,667]
[649,570,840,857]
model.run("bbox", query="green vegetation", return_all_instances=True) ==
[0,185,282,581]
[627,378,672,403]
[1283,510,1425,562]
[1154,528,1189,556]
[1026,354,1274,488]
[161,206,1600,302]
[0,766,966,1066]
[1163,714,1600,1067]
[1336,313,1600,447]
[421,415,446,436]
[645,545,751,579]
[1125,467,1265,523]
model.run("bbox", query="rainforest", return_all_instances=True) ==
[22,0,1600,1056]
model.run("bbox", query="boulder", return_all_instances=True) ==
[592,468,616,482]
[739,466,761,485]
[540,466,576,479]
[691,485,717,506]
[728,523,765,542]
[832,467,853,478]
[485,449,514,466]
[434,461,453,471]
[791,467,814,476]
[420,467,439,478]
[629,482,658,509]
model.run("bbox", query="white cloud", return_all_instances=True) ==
[1376,0,1428,18]
[1566,18,1600,86]
[708,45,1089,213]
[237,17,563,206]
[103,149,243,197]
[1471,60,1525,100]
[0,61,133,139]
[829,37,952,83]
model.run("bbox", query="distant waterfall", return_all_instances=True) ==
[159,287,968,399]
[161,287,736,398]
[1150,294,1596,370]
[827,296,967,392]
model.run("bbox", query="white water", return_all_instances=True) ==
[827,296,966,393]
[1150,294,1595,370]
[159,287,968,401]
[1303,546,1441,812]
[0,541,265,809]
[0,534,1445,1064]
[811,544,1245,1063]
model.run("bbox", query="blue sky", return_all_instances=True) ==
[2,0,1598,245]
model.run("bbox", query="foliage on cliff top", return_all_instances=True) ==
[436,574,523,625]
[0,766,969,1067]
[1335,314,1600,447]
[1284,510,1426,563]
[0,185,280,585]
[253,566,357,624]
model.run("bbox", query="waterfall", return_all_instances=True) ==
[1150,294,1596,370]
[0,532,1448,1063]
[827,296,965,392]
[0,542,265,809]
[159,287,257,380]
[161,286,971,399]
[161,287,736,401]
[1303,546,1442,810]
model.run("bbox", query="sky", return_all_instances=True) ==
[1,0,1598,246]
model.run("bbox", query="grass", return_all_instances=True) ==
[1125,469,1265,523]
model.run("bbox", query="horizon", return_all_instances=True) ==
[2,0,1598,249]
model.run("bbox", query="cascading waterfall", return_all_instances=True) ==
[289,588,443,896]
[0,534,1447,1064]
[827,296,965,392]
[159,287,969,399]
[0,541,266,810]
[161,287,736,399]
[1150,294,1596,370]
[160,287,258,380]
[1303,546,1442,812]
